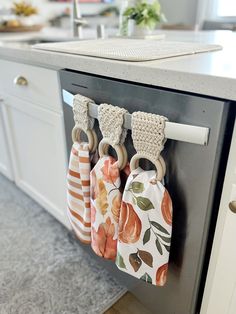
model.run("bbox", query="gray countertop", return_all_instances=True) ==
[0,29,236,101]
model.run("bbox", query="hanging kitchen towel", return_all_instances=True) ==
[116,112,173,286]
[90,104,130,260]
[67,94,98,244]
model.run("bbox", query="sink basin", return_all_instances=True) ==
[12,36,80,45]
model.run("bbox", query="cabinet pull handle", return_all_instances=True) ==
[14,76,28,86]
[229,201,236,213]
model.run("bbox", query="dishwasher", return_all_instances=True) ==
[59,69,234,314]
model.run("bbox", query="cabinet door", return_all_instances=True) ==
[0,98,13,180]
[201,118,236,314]
[3,95,70,228]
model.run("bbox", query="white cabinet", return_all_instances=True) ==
[0,59,70,229]
[0,98,13,180]
[0,59,62,112]
[201,118,236,314]
[2,95,70,228]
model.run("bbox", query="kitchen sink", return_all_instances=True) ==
[0,34,83,47]
[13,37,81,45]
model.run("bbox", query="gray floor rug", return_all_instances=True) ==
[0,175,126,314]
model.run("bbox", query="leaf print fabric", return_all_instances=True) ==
[95,179,108,215]
[101,159,120,183]
[156,263,168,286]
[90,156,130,260]
[91,216,117,260]
[116,167,173,286]
[118,202,142,244]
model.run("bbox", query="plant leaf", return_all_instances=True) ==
[150,221,169,235]
[96,179,108,215]
[156,238,163,255]
[143,228,151,245]
[116,252,126,269]
[111,195,121,223]
[129,253,142,272]
[132,196,137,205]
[123,0,163,29]
[140,272,152,284]
[131,182,144,193]
[136,196,154,211]
[157,234,171,243]
[164,245,170,252]
[138,250,153,267]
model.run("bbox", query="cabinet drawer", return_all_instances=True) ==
[0,59,62,112]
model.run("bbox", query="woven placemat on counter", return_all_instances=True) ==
[34,38,222,62]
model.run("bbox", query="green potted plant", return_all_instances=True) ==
[12,1,39,26]
[122,0,166,37]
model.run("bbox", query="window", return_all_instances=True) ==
[216,0,236,17]
[197,0,236,26]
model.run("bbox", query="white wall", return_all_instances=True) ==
[159,0,199,25]
[0,0,199,25]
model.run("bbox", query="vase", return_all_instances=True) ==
[118,0,130,36]
[17,15,39,26]
[127,19,153,38]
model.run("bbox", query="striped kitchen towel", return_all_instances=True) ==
[67,142,92,244]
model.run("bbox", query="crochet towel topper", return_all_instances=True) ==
[98,103,128,170]
[130,112,168,181]
[72,94,97,152]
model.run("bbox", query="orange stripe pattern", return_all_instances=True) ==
[67,142,91,244]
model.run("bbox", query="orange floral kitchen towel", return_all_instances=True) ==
[116,168,173,286]
[67,142,92,244]
[90,156,130,260]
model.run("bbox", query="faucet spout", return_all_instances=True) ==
[72,0,87,39]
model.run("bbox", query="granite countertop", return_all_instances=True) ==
[0,29,236,101]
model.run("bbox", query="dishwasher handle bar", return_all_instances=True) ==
[62,89,209,146]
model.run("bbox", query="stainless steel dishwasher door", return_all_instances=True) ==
[59,69,232,314]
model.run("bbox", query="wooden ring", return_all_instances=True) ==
[159,155,166,177]
[120,144,128,170]
[102,143,128,170]
[90,129,98,153]
[98,138,127,170]
[130,153,165,181]
[72,127,98,153]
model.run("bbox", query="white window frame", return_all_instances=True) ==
[206,0,236,21]
[196,0,236,28]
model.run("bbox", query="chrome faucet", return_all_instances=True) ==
[72,0,87,39]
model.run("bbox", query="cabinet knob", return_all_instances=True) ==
[14,76,28,86]
[229,201,236,213]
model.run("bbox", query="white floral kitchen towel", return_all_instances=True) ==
[116,167,173,286]
[90,155,130,260]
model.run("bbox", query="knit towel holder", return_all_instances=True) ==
[72,94,98,153]
[98,103,128,170]
[130,112,168,181]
